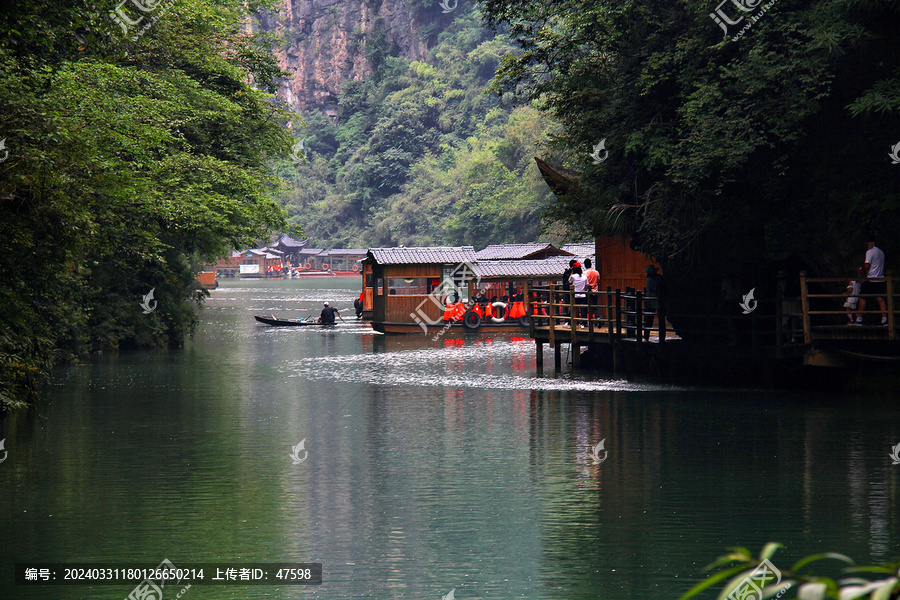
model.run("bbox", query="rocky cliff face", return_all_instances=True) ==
[264,0,436,116]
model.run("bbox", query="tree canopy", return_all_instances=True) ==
[480,0,900,286]
[0,0,295,409]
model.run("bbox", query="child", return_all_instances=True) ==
[843,274,861,325]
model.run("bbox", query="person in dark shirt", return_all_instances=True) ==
[562,259,576,291]
[319,302,344,324]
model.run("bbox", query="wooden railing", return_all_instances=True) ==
[524,281,806,355]
[525,284,666,344]
[799,271,897,342]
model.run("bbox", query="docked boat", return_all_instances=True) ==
[254,315,317,326]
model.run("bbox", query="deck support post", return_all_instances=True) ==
[535,340,543,368]
[554,342,562,371]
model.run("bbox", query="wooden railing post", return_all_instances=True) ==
[548,284,556,350]
[587,289,594,341]
[569,288,578,365]
[615,289,622,339]
[887,271,895,340]
[636,290,643,343]
[606,286,614,343]
[659,305,666,344]
[569,287,576,333]
[775,271,784,357]
[523,279,531,329]
[800,271,811,344]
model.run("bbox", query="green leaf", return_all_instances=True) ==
[792,552,855,573]
[677,565,753,600]
[759,543,784,562]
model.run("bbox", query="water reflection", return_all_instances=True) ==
[0,279,898,600]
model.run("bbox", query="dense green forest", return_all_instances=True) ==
[480,0,900,307]
[0,0,294,409]
[275,8,561,248]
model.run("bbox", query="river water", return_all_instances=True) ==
[1,277,898,599]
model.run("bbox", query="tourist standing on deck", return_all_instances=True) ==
[583,259,600,292]
[855,240,886,326]
[568,266,588,320]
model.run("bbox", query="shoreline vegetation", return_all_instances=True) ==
[679,544,900,600]
[0,0,295,411]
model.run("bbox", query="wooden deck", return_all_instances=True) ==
[525,273,900,372]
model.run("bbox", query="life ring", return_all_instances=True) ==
[321,263,329,270]
[463,311,482,330]
[491,302,509,323]
[517,316,529,328]
[304,262,311,269]
[352,264,360,272]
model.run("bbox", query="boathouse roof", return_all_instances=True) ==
[367,246,477,264]
[473,258,572,278]
[320,248,367,256]
[474,242,572,260]
[297,248,323,255]
[561,243,596,259]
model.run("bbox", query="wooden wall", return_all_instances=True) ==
[598,235,656,292]
[386,295,444,323]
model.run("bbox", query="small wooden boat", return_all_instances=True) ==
[254,315,317,327]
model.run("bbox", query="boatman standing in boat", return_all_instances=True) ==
[319,302,345,324]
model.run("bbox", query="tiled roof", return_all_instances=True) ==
[367,246,476,265]
[475,243,569,260]
[297,248,323,255]
[561,243,595,258]
[275,234,308,248]
[320,249,367,256]
[473,259,572,278]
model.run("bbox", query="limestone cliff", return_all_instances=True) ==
[263,0,444,116]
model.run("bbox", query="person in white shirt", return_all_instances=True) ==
[843,273,861,325]
[568,266,588,322]
[855,240,886,325]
